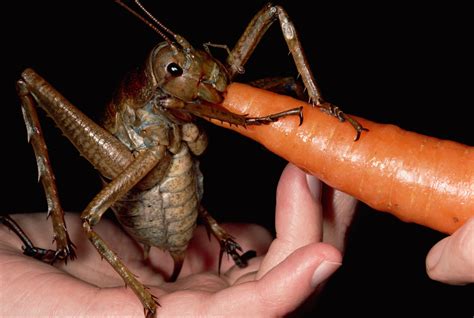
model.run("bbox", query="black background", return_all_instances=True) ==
[2,1,472,316]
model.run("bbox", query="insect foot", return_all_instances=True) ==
[217,234,248,275]
[0,214,76,264]
[317,102,368,141]
[51,233,77,263]
[21,238,76,264]
[245,106,303,126]
[144,296,159,318]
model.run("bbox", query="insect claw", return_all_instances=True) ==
[145,308,156,318]
[241,250,257,263]
[353,132,361,142]
[298,106,304,126]
[217,249,224,276]
[353,127,369,141]
[204,222,212,241]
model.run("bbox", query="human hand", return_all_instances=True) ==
[426,217,474,285]
[0,163,357,317]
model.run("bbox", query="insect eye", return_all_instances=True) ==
[166,63,183,76]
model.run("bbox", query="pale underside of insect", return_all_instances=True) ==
[0,1,366,317]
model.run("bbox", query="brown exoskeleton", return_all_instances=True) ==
[1,1,366,316]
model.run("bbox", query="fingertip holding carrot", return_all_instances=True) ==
[211,83,474,235]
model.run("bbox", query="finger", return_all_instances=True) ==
[426,217,474,285]
[257,163,323,279]
[190,243,341,317]
[255,243,341,315]
[320,184,358,253]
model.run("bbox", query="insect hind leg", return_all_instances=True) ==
[16,78,76,262]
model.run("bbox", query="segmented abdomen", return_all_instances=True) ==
[111,144,202,253]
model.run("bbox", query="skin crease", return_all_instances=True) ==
[0,164,346,317]
[0,164,474,317]
[1,164,472,316]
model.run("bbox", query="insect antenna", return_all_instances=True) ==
[115,0,174,45]
[134,0,178,38]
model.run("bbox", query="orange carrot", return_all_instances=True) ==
[213,83,474,235]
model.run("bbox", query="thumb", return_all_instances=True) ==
[426,217,474,285]
[256,242,341,316]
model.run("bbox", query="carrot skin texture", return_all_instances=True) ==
[216,83,474,235]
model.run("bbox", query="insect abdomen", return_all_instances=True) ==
[112,144,200,252]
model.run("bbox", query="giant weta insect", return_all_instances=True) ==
[1,1,365,316]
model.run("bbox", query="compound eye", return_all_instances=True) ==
[166,62,183,76]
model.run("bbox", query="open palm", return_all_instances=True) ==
[0,164,354,317]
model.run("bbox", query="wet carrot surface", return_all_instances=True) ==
[213,83,474,234]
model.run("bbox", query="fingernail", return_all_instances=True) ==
[306,174,322,201]
[311,260,342,288]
